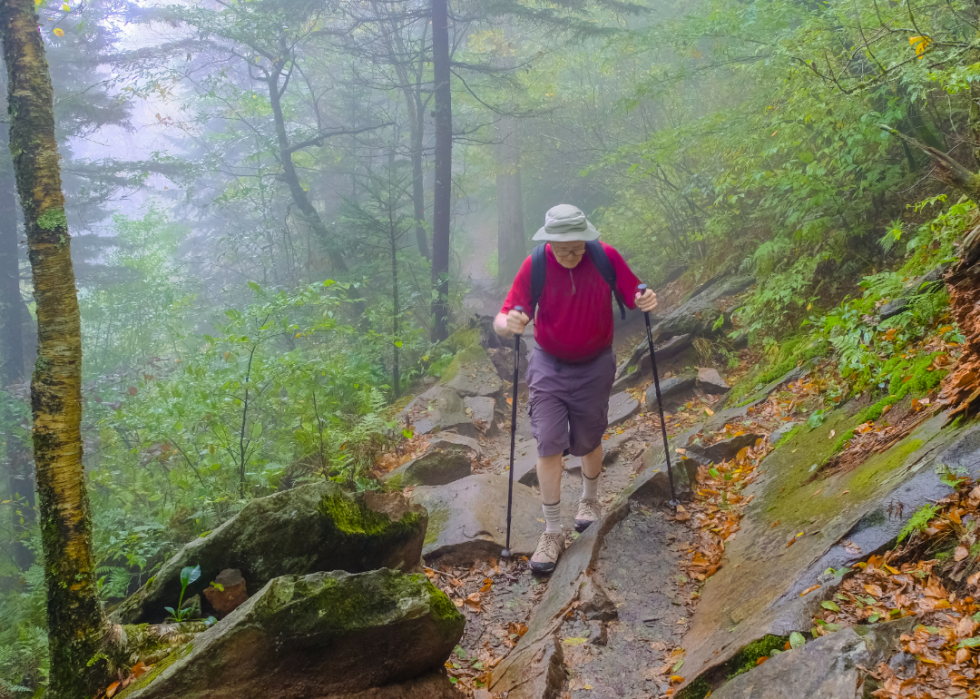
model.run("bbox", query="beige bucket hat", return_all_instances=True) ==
[532,204,601,242]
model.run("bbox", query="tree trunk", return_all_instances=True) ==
[410,117,429,259]
[430,0,452,341]
[881,125,980,204]
[495,115,526,285]
[267,69,349,273]
[0,162,33,570]
[0,1,109,695]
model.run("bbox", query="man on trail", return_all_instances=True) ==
[494,204,658,575]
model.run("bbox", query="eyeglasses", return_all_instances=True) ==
[552,246,585,258]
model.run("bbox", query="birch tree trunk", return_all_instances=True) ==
[0,1,108,695]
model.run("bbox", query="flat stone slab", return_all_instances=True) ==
[412,474,541,564]
[697,366,730,394]
[677,411,973,692]
[646,374,696,411]
[607,392,640,428]
[442,345,503,398]
[399,386,476,438]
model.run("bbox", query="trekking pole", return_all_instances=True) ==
[501,305,524,559]
[638,285,679,507]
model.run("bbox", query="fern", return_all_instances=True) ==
[897,504,940,544]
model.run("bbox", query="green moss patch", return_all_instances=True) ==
[440,344,490,383]
[115,642,193,699]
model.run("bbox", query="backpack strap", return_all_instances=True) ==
[530,243,547,318]
[585,240,627,319]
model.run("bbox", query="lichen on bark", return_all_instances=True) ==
[0,0,110,695]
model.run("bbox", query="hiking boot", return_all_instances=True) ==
[529,531,565,575]
[575,498,601,533]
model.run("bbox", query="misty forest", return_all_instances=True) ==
[7,0,980,697]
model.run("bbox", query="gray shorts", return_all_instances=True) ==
[527,348,617,458]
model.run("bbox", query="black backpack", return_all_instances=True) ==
[529,240,627,320]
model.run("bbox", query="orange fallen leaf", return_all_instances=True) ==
[800,584,820,597]
[954,546,968,562]
[106,682,121,699]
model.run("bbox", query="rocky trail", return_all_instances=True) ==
[101,273,980,699]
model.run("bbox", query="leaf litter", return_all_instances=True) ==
[809,477,980,698]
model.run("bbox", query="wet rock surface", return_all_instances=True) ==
[412,473,542,564]
[710,627,882,699]
[608,392,641,428]
[563,506,694,699]
[676,411,971,692]
[122,569,465,699]
[111,482,426,624]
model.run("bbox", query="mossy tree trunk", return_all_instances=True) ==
[0,1,109,696]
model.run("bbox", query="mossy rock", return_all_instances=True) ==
[110,481,427,625]
[384,442,475,487]
[441,344,503,398]
[396,385,476,437]
[124,569,465,699]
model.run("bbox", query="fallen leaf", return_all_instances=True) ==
[800,584,820,597]
[954,546,968,562]
[563,637,588,646]
[106,682,121,699]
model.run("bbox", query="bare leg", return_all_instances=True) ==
[580,444,603,481]
[537,452,564,505]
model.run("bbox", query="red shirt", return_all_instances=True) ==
[501,242,643,363]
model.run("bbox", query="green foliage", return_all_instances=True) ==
[164,565,201,622]
[898,504,941,544]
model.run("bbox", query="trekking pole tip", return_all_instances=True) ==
[668,499,680,508]
[501,548,511,559]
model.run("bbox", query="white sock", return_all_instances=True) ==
[582,473,599,501]
[542,501,562,534]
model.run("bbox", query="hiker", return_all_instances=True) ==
[494,204,658,574]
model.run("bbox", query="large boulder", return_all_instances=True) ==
[385,436,479,487]
[399,386,477,437]
[120,569,465,699]
[442,344,503,398]
[110,481,427,624]
[412,473,541,564]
